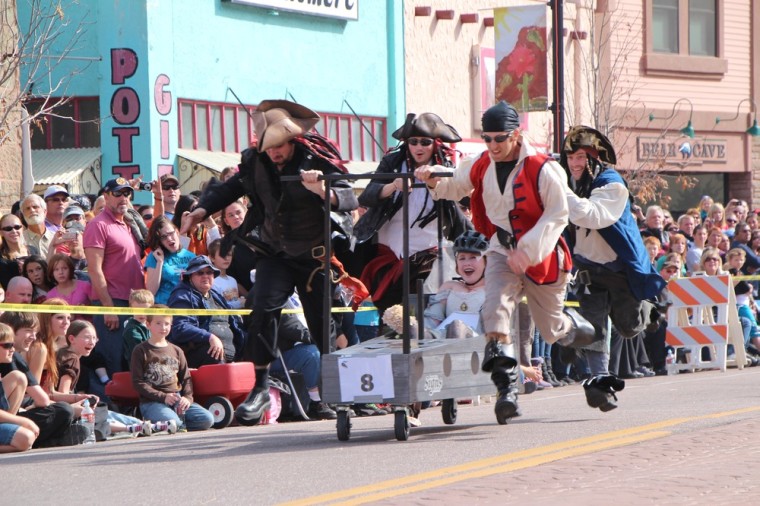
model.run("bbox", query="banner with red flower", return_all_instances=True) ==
[494,5,548,113]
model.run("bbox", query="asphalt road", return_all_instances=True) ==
[4,367,760,505]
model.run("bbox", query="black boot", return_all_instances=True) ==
[556,308,597,348]
[542,361,561,387]
[582,374,625,412]
[491,359,521,424]
[482,340,508,372]
[234,386,271,426]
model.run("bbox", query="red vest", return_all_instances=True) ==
[469,152,572,285]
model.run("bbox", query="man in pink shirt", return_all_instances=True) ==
[84,178,145,386]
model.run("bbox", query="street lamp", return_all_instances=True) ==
[648,98,696,138]
[715,98,760,137]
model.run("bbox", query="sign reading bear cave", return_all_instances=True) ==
[637,136,728,167]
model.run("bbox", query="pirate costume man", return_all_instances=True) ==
[561,125,667,411]
[354,112,470,317]
[182,100,359,426]
[415,101,595,425]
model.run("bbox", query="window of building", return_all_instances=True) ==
[632,171,726,218]
[177,99,387,162]
[645,0,726,78]
[688,0,716,56]
[26,97,101,149]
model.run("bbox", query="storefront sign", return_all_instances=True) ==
[110,48,141,180]
[227,0,358,21]
[636,136,727,167]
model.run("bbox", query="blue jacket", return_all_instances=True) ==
[167,280,246,361]
[592,169,666,300]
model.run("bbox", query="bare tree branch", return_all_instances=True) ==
[0,0,95,147]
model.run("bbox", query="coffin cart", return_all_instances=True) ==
[283,170,501,441]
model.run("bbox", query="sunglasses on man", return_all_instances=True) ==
[110,189,133,198]
[162,184,180,191]
[407,138,433,147]
[0,342,14,350]
[481,133,510,144]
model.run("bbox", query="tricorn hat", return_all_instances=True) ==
[562,125,617,165]
[253,99,320,153]
[391,113,462,143]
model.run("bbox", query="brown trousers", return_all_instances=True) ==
[482,249,572,345]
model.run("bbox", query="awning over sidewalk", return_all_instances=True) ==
[176,149,242,173]
[32,147,102,194]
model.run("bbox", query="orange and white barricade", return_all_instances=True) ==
[665,274,745,372]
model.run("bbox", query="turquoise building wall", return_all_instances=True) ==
[18,0,405,198]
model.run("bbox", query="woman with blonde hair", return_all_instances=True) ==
[699,247,726,276]
[24,298,71,393]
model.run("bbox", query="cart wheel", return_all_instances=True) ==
[394,410,410,441]
[336,410,351,441]
[441,399,457,425]
[205,396,234,429]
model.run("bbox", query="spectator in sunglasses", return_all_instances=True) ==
[42,185,70,234]
[416,102,595,424]
[82,179,146,397]
[158,174,181,221]
[0,214,38,291]
[724,213,739,238]
[354,112,469,317]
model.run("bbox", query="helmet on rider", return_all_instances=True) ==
[453,230,488,255]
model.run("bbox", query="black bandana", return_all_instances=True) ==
[482,101,520,132]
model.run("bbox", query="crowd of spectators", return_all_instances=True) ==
[1,164,759,451]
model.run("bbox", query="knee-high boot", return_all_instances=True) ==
[482,341,520,424]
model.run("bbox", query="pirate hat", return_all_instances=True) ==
[392,113,462,143]
[562,125,617,165]
[253,99,320,153]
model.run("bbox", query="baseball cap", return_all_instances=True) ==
[103,178,133,194]
[182,255,220,279]
[63,205,85,220]
[160,174,179,185]
[43,185,69,200]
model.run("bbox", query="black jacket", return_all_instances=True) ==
[198,144,358,258]
[354,149,470,245]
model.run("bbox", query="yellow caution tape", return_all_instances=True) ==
[0,303,377,316]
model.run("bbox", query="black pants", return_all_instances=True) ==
[19,402,74,448]
[182,343,224,369]
[245,255,335,365]
[576,263,652,342]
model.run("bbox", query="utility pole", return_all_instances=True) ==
[550,0,564,153]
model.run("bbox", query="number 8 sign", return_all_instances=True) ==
[338,355,395,402]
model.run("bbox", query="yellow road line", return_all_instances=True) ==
[282,405,760,506]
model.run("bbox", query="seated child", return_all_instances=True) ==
[57,320,145,440]
[122,289,154,371]
[209,240,246,309]
[0,322,38,453]
[0,311,79,447]
[130,305,214,431]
